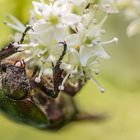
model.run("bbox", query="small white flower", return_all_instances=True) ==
[30,1,82,45]
[33,1,81,25]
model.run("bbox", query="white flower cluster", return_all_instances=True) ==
[5,0,118,92]
[107,0,140,36]
[120,0,140,37]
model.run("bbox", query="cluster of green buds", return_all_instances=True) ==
[5,0,118,93]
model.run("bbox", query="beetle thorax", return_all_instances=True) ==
[2,64,30,100]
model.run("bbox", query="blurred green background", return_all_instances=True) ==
[0,0,140,140]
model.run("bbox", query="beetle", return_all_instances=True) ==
[0,27,105,130]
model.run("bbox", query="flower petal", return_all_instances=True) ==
[69,0,85,6]
[65,34,80,46]
[32,1,49,16]
[62,13,81,25]
[79,44,110,66]
[68,48,80,65]
[127,19,140,37]
[94,44,110,59]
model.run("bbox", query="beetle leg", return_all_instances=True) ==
[30,66,55,97]
[63,79,85,97]
[30,42,67,98]
[31,42,67,98]
[0,26,32,62]
[30,78,55,97]
[18,26,33,44]
[0,43,17,61]
[0,43,16,73]
[85,3,90,9]
[0,64,1,74]
[51,41,67,98]
[0,63,9,73]
[72,112,107,122]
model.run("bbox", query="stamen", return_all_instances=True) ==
[35,77,41,83]
[88,73,105,93]
[59,85,64,91]
[47,55,56,63]
[35,68,43,83]
[70,74,74,78]
[92,38,101,46]
[4,21,24,32]
[59,73,70,91]
[24,56,33,62]
[100,37,118,45]
[7,14,25,29]
[60,63,73,73]
[25,50,31,54]
[37,52,41,58]
[72,67,78,74]
[17,43,38,47]
[99,14,108,27]
[80,66,84,77]
[90,68,100,75]
[41,58,47,63]
[112,37,119,43]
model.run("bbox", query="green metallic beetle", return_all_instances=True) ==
[0,27,104,130]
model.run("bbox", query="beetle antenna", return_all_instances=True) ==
[18,26,33,44]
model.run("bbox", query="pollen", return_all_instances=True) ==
[74,45,80,51]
